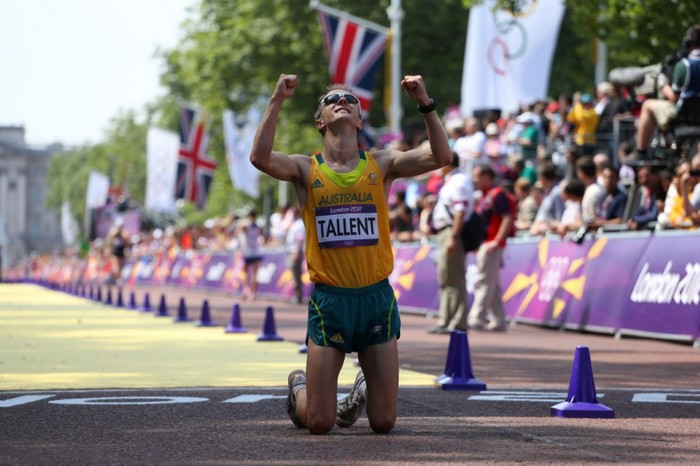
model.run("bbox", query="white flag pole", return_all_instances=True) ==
[386,0,403,134]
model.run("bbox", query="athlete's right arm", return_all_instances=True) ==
[250,74,303,182]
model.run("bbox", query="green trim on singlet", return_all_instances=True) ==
[313,151,368,188]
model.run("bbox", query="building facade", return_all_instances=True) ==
[0,126,63,270]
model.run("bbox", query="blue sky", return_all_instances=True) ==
[0,0,195,146]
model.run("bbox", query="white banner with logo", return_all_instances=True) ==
[461,0,565,117]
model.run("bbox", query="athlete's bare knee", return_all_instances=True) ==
[306,413,335,435]
[306,415,335,435]
[369,415,395,434]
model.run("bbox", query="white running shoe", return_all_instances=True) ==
[286,369,306,428]
[336,371,367,428]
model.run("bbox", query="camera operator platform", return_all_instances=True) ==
[628,24,700,166]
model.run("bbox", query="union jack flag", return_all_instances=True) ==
[175,106,217,210]
[316,7,388,114]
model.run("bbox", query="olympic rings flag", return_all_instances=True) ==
[460,0,565,118]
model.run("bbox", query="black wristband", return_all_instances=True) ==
[418,98,436,114]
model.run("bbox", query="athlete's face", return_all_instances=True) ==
[315,90,363,135]
[320,92,360,119]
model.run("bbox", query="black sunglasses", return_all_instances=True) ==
[322,93,360,106]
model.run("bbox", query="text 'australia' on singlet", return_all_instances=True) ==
[302,151,393,288]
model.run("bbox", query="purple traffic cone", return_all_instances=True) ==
[195,300,216,327]
[434,331,459,385]
[257,306,283,341]
[139,292,152,313]
[438,331,486,391]
[225,303,247,333]
[105,288,113,305]
[174,297,192,323]
[127,291,137,310]
[155,294,170,317]
[551,346,614,418]
[116,288,124,307]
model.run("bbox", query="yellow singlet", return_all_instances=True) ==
[302,151,393,288]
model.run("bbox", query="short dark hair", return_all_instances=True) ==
[476,163,495,179]
[603,165,620,178]
[563,177,585,199]
[451,152,460,168]
[575,156,597,179]
[684,25,700,48]
[538,161,560,181]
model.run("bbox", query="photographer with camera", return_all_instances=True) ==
[630,25,700,163]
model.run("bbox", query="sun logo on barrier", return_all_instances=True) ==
[390,245,433,300]
[502,236,608,318]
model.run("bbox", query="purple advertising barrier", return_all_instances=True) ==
[181,253,213,287]
[253,252,290,297]
[500,237,560,324]
[134,255,157,285]
[165,255,192,287]
[152,254,177,286]
[504,237,643,330]
[391,244,440,312]
[254,251,315,300]
[196,253,233,290]
[122,230,700,343]
[565,234,652,331]
[618,232,700,340]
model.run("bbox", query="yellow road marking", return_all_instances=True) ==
[0,284,435,390]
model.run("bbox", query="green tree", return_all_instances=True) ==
[49,0,700,232]
[158,0,470,218]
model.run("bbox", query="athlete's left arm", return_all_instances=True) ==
[379,76,452,180]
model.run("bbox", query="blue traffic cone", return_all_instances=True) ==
[434,331,459,386]
[225,303,247,333]
[195,300,216,327]
[436,331,486,391]
[105,288,113,305]
[139,292,152,313]
[257,306,284,342]
[551,346,615,418]
[155,294,169,317]
[127,291,137,310]
[116,288,124,307]
[174,297,192,323]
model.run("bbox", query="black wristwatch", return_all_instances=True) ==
[418,98,436,114]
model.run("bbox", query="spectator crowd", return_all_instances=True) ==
[11,84,700,291]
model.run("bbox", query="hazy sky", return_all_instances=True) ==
[0,0,196,147]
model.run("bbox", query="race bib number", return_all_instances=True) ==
[315,204,379,248]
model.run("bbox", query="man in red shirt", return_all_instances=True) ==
[467,164,515,332]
